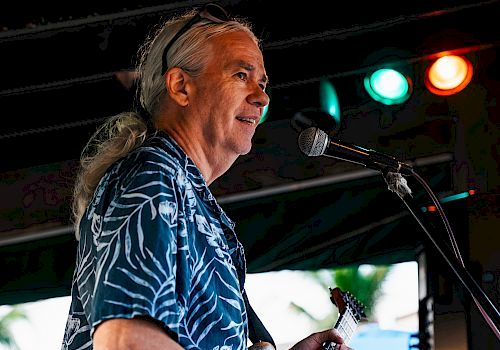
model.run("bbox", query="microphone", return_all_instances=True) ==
[298,127,414,175]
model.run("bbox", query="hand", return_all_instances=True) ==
[249,341,276,350]
[289,329,353,350]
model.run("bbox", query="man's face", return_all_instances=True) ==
[187,30,269,158]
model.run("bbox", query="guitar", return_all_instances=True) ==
[249,287,366,350]
[323,287,366,350]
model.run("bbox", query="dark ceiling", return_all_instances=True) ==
[0,0,499,304]
[1,0,500,171]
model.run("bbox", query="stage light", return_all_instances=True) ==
[426,205,437,213]
[319,78,341,124]
[425,55,473,96]
[440,191,472,203]
[259,103,269,124]
[364,68,412,105]
[421,190,476,212]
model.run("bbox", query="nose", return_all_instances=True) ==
[247,84,270,109]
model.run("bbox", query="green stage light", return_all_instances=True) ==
[258,103,269,124]
[421,190,475,212]
[364,68,411,105]
[319,78,341,125]
[440,191,470,203]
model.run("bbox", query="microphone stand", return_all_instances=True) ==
[295,125,499,337]
[381,169,500,340]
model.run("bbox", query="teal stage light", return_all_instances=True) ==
[364,68,412,105]
[421,190,475,212]
[259,103,269,124]
[319,78,341,125]
[440,191,470,203]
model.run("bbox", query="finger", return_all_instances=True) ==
[314,328,345,345]
[338,344,353,350]
[249,341,275,350]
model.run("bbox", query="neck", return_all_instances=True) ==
[334,308,358,344]
[324,308,358,350]
[159,123,237,185]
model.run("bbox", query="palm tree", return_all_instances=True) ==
[0,305,27,349]
[289,265,390,329]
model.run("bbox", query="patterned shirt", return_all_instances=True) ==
[62,131,248,350]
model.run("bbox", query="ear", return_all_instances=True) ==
[164,67,190,107]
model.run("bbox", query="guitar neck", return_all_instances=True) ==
[334,308,359,343]
[324,308,359,350]
[324,288,366,350]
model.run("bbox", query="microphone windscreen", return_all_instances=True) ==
[298,127,328,156]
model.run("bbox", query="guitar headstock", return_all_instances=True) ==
[329,287,367,322]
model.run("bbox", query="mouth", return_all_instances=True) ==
[236,116,259,125]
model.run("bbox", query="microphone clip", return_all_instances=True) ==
[384,171,413,199]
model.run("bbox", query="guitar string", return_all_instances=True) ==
[346,307,359,342]
[324,296,362,350]
[339,306,359,343]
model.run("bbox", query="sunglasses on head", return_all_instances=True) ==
[161,3,231,76]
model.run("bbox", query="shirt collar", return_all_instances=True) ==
[150,131,236,230]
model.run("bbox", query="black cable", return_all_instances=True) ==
[382,169,500,340]
[411,171,463,264]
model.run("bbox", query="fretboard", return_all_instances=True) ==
[323,306,359,350]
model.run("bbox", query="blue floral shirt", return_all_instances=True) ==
[62,131,248,350]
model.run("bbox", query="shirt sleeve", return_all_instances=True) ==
[80,156,190,339]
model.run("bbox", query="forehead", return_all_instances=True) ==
[205,31,266,74]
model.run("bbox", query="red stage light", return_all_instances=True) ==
[425,55,473,96]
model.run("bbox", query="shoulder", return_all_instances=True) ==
[90,133,191,208]
[127,139,181,176]
[113,135,185,186]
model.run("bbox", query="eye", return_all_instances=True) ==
[235,72,247,80]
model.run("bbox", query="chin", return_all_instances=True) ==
[243,141,254,155]
[237,143,253,156]
[238,149,251,156]
[229,137,254,156]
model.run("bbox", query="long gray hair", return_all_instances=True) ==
[72,9,258,239]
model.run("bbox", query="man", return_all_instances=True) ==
[62,3,351,350]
